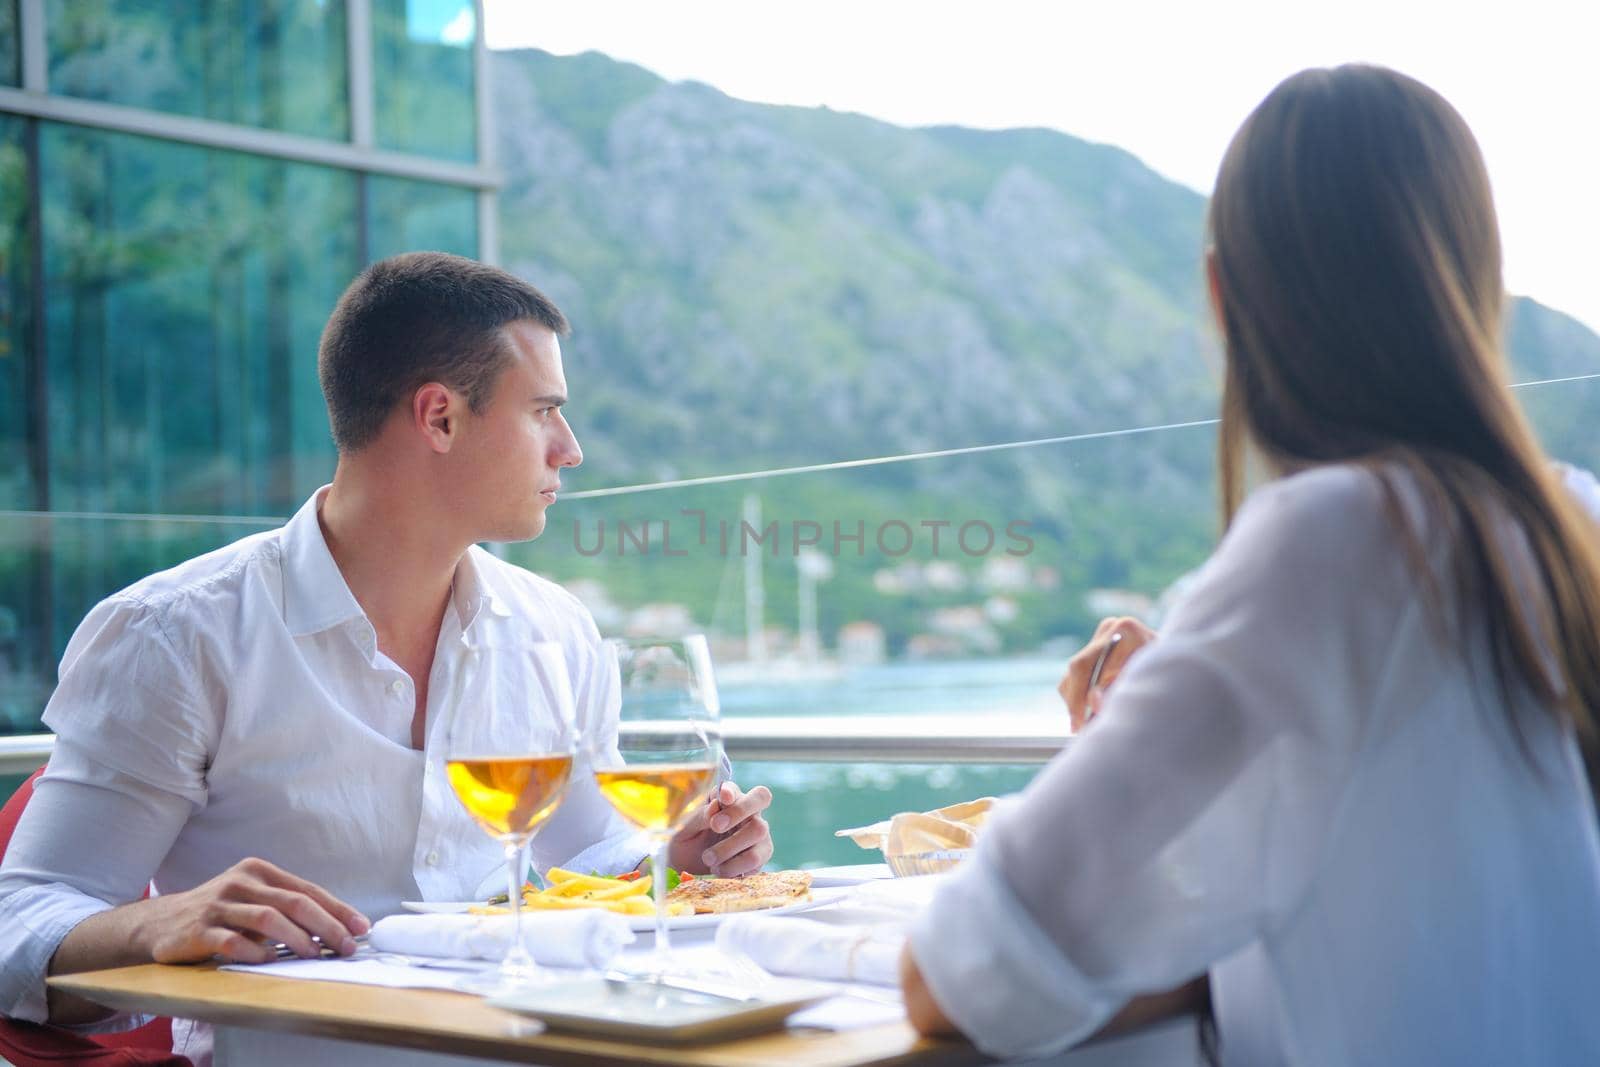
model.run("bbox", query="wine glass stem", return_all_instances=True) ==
[503,840,535,974]
[651,837,672,960]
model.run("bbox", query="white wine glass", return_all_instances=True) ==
[442,643,578,993]
[592,634,722,977]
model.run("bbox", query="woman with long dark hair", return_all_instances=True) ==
[900,65,1600,1063]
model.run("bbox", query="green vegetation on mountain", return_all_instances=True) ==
[492,48,1600,656]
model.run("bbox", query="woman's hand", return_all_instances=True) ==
[1058,616,1158,731]
[900,943,958,1037]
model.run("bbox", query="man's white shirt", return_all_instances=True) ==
[0,487,644,1032]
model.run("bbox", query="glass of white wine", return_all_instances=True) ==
[592,634,722,977]
[442,644,578,993]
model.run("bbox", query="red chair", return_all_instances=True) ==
[0,767,191,1066]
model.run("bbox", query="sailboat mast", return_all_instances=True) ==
[798,555,818,662]
[743,493,767,663]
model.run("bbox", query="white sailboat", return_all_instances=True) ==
[716,493,845,685]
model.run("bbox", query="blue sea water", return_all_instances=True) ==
[719,657,1064,868]
[720,656,1067,718]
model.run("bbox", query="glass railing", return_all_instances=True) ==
[3,351,1597,866]
[757,761,1040,869]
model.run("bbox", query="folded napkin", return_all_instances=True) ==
[369,911,634,969]
[715,916,903,987]
[834,796,995,851]
[845,873,950,916]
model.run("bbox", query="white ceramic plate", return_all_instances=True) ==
[802,863,894,888]
[487,975,830,1042]
[400,885,851,931]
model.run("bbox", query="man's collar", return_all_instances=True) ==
[280,486,368,637]
[280,488,517,639]
[452,547,516,634]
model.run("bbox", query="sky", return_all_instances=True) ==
[483,0,1600,337]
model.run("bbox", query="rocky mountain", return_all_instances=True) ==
[489,47,1600,650]
[493,51,1214,481]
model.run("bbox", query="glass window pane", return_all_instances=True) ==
[0,113,28,511]
[1,0,18,86]
[47,1,349,140]
[367,175,478,260]
[0,112,40,736]
[372,0,476,162]
[2,515,272,734]
[38,125,358,660]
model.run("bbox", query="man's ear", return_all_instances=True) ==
[413,382,457,454]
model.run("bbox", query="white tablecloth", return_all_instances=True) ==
[211,867,1203,1067]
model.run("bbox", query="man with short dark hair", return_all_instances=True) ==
[319,252,572,453]
[0,253,775,1058]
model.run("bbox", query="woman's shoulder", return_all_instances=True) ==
[1244,462,1390,515]
[1241,457,1581,557]
[1228,462,1402,562]
[1151,463,1436,701]
[1166,462,1450,637]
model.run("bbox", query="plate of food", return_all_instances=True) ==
[402,866,843,931]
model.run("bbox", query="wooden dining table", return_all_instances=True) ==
[51,963,1205,1067]
[50,961,990,1067]
[45,866,1204,1067]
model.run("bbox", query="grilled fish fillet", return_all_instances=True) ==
[665,870,814,914]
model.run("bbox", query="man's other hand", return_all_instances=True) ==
[668,781,773,877]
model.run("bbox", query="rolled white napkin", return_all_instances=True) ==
[369,911,634,969]
[715,916,903,987]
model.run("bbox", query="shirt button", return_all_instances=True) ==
[425,850,440,866]
[390,679,405,696]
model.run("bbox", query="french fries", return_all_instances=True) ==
[471,867,691,917]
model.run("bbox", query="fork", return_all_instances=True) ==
[271,933,369,960]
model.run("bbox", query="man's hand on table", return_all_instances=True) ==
[47,857,369,1024]
[135,857,371,964]
[668,781,773,877]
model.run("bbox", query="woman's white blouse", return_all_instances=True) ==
[910,464,1600,1064]
[1559,461,1600,520]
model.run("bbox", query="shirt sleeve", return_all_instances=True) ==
[908,467,1411,1059]
[1556,462,1600,524]
[0,597,211,1024]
